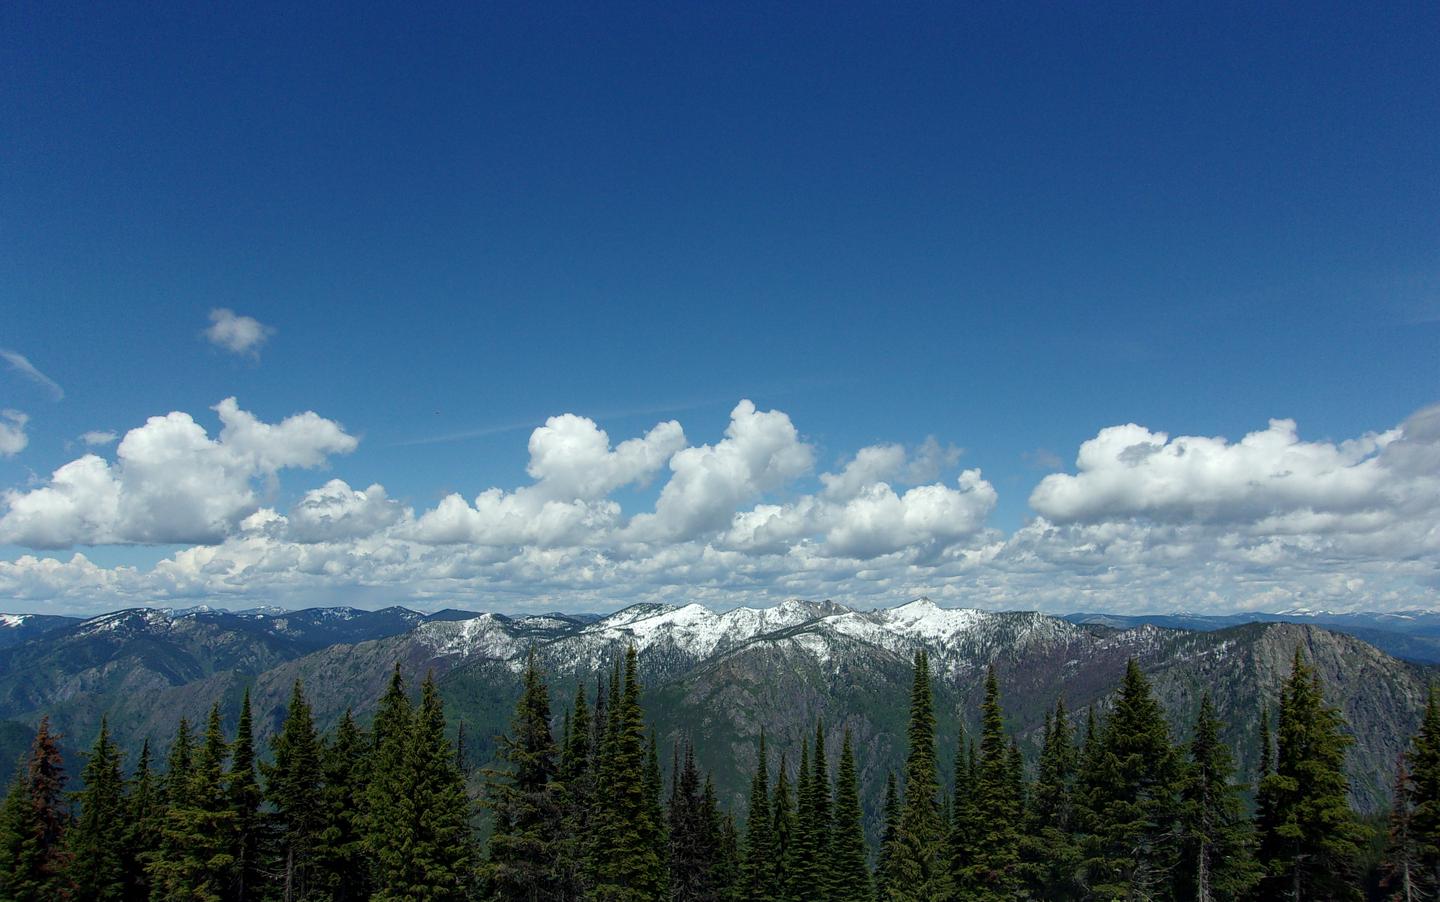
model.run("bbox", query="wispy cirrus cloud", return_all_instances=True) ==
[0,350,64,401]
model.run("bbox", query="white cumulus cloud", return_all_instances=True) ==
[0,399,357,547]
[0,410,29,457]
[204,308,275,356]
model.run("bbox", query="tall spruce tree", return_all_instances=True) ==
[557,683,595,900]
[65,717,127,901]
[740,731,777,902]
[1408,684,1440,893]
[1381,753,1421,902]
[829,729,871,902]
[964,667,1021,899]
[227,687,265,902]
[0,717,72,900]
[591,647,663,902]
[316,709,371,902]
[1256,648,1368,900]
[874,771,899,902]
[669,742,716,902]
[785,739,817,901]
[366,664,414,894]
[267,679,325,901]
[886,650,952,901]
[1077,658,1183,899]
[808,722,832,900]
[1021,700,1081,900]
[771,752,794,898]
[125,738,164,899]
[947,727,979,890]
[1176,692,1259,901]
[151,704,236,902]
[485,649,564,901]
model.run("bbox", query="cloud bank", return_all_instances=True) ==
[1,399,1438,615]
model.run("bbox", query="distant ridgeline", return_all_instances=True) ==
[2,644,1438,899]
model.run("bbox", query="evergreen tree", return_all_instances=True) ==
[1381,753,1421,902]
[1077,658,1183,899]
[266,679,324,901]
[591,647,663,901]
[65,717,127,901]
[785,739,817,902]
[874,772,898,902]
[227,687,265,902]
[151,704,236,902]
[645,729,668,891]
[0,717,72,901]
[163,717,195,809]
[1021,699,1081,900]
[947,728,979,890]
[1175,693,1258,901]
[1408,684,1440,893]
[706,777,741,902]
[885,650,951,901]
[811,720,832,897]
[124,738,164,900]
[557,683,595,899]
[366,664,414,894]
[828,729,871,902]
[373,673,474,900]
[484,649,564,901]
[771,752,794,898]
[740,731,777,902]
[316,709,371,902]
[964,667,1021,899]
[1256,648,1368,900]
[669,742,716,902]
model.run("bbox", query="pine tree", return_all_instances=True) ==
[163,717,195,809]
[829,729,871,902]
[267,679,325,901]
[947,727,979,890]
[1381,753,1421,902]
[785,738,817,901]
[811,720,832,898]
[557,683,595,899]
[1077,658,1183,899]
[1176,692,1259,901]
[740,731,777,902]
[316,709,371,902]
[151,704,237,902]
[1021,700,1081,900]
[366,663,414,894]
[227,687,265,902]
[484,649,564,900]
[0,717,72,900]
[591,647,663,901]
[670,742,716,902]
[1408,684,1440,893]
[964,667,1021,899]
[886,650,952,901]
[874,771,898,902]
[124,738,164,900]
[65,717,127,900]
[645,729,668,891]
[373,673,474,900]
[771,752,794,898]
[1256,647,1368,900]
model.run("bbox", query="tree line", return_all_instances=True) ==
[1,644,1438,900]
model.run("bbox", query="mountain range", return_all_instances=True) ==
[0,598,1433,826]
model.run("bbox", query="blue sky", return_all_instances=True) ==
[1,2,1437,614]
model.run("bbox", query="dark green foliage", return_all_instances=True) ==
[266,679,324,901]
[1175,692,1258,901]
[1256,648,1369,900]
[1409,684,1440,893]
[669,742,718,902]
[1021,700,1081,900]
[0,717,71,900]
[771,752,793,897]
[829,730,871,902]
[591,647,663,901]
[810,721,831,896]
[962,667,1021,899]
[65,717,127,900]
[740,731,777,902]
[365,664,414,894]
[1380,753,1421,902]
[227,687,264,902]
[484,649,563,900]
[124,738,163,899]
[150,704,237,902]
[1077,658,1183,900]
[885,650,951,901]
[874,771,898,902]
[316,709,370,901]
[556,683,595,898]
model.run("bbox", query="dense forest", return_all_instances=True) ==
[0,644,1436,900]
